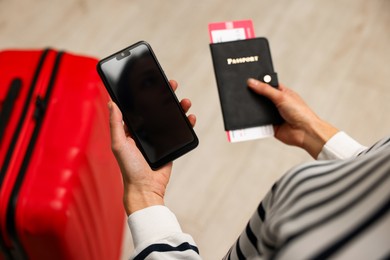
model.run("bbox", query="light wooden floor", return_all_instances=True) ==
[1,0,389,259]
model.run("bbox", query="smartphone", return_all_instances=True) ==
[97,41,198,170]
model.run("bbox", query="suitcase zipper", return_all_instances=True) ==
[1,50,65,260]
[0,49,50,260]
[0,79,22,146]
[0,50,49,187]
[6,51,64,260]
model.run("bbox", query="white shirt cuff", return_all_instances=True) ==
[317,131,367,160]
[127,205,182,248]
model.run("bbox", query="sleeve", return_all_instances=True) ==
[223,189,276,260]
[317,131,367,160]
[225,135,389,260]
[127,205,201,259]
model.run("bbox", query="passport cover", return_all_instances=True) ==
[209,37,283,131]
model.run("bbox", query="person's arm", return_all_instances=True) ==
[128,206,200,259]
[109,80,201,259]
[247,78,365,159]
[317,131,367,160]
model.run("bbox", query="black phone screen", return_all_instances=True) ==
[97,42,198,169]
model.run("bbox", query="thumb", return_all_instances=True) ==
[108,101,127,149]
[247,78,282,104]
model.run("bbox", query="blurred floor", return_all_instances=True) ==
[1,0,389,259]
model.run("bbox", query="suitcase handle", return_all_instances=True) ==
[0,79,22,145]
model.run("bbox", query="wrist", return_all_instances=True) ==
[124,186,165,215]
[303,118,339,158]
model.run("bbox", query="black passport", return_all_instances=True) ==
[209,37,283,131]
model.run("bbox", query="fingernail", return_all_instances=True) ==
[108,101,113,111]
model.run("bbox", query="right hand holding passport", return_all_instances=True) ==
[247,78,339,158]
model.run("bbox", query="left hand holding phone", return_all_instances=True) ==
[109,80,196,215]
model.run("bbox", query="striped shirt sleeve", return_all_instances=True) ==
[225,135,390,260]
[128,206,200,259]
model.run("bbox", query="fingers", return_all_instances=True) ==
[162,80,197,127]
[169,80,192,113]
[169,79,178,91]
[179,98,196,127]
[187,114,196,127]
[108,101,127,151]
[180,98,191,113]
[247,78,282,104]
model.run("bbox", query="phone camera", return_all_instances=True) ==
[116,50,131,60]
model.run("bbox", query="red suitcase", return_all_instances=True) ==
[0,49,125,259]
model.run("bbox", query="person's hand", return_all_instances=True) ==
[247,78,338,158]
[109,80,196,215]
